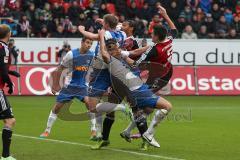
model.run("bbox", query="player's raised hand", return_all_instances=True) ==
[50,84,60,95]
[78,25,85,33]
[98,29,105,38]
[157,5,167,17]
[51,89,57,95]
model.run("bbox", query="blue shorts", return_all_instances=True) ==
[56,85,87,103]
[129,84,160,108]
[88,69,111,97]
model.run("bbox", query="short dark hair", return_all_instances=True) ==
[82,36,93,42]
[103,14,118,29]
[106,38,117,46]
[126,20,135,28]
[0,24,11,39]
[105,38,118,50]
[125,20,136,34]
[153,25,167,41]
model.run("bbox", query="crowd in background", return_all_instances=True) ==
[0,0,240,39]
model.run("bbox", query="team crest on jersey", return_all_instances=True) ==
[75,66,88,71]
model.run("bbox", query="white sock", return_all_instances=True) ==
[95,112,102,137]
[147,109,169,135]
[124,121,136,135]
[88,112,96,131]
[96,102,126,113]
[114,103,126,112]
[45,110,57,133]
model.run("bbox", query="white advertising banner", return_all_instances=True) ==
[172,39,240,66]
[14,38,240,65]
[15,38,83,65]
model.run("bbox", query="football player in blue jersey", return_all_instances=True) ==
[78,14,132,140]
[39,37,98,140]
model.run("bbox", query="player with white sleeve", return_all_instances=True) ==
[40,37,98,140]
[78,14,131,140]
[91,29,172,149]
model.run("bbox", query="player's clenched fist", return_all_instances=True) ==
[157,5,167,17]
[98,29,105,37]
[78,25,85,33]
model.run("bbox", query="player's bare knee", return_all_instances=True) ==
[53,103,64,114]
[4,118,16,128]
[144,107,154,115]
[157,98,172,111]
[9,118,16,126]
[166,101,172,111]
[89,107,97,113]
[161,100,172,111]
[52,107,60,114]
[167,102,172,111]
[85,99,98,113]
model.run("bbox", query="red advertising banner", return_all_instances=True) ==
[19,66,56,95]
[196,66,240,95]
[5,65,240,96]
[170,66,196,95]
[170,66,240,95]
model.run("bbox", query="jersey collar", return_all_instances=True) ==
[0,40,8,46]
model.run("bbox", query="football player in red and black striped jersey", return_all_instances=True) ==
[120,5,178,148]
[125,5,177,93]
[0,24,16,160]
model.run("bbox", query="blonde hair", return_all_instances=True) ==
[103,14,119,29]
[0,24,11,39]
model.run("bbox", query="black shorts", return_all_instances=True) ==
[147,65,173,93]
[0,90,14,120]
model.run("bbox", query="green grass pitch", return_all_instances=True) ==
[1,96,240,160]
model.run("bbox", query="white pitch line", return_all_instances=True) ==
[13,133,186,160]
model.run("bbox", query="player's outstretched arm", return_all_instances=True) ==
[157,5,178,38]
[158,5,176,30]
[99,29,110,63]
[129,45,150,57]
[78,25,99,40]
[125,57,135,66]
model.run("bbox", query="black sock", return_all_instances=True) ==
[2,127,12,158]
[102,117,115,141]
[135,115,148,136]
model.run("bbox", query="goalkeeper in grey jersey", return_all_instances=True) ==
[92,29,172,149]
